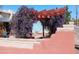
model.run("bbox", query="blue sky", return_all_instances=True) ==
[1,5,79,19]
[1,5,79,32]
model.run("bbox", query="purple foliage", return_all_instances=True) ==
[11,6,37,38]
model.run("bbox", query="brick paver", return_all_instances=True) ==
[0,31,75,54]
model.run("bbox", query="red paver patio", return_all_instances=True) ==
[0,31,75,54]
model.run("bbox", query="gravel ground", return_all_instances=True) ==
[74,26,79,47]
[74,25,79,54]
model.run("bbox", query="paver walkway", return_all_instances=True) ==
[0,31,75,54]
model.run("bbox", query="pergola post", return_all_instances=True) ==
[42,24,45,37]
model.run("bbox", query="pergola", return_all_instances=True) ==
[12,6,67,38]
[35,7,66,37]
